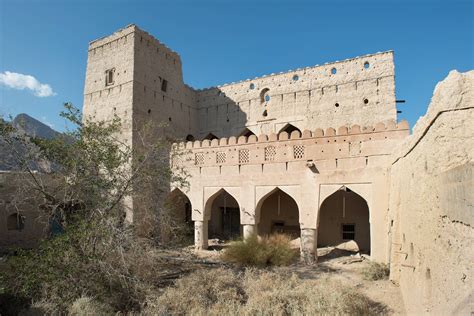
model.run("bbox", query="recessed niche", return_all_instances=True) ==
[335,103,340,107]
[249,83,255,89]
[364,98,369,104]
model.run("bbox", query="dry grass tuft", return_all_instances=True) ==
[144,268,383,315]
[222,234,298,267]
[362,261,390,281]
[68,296,114,316]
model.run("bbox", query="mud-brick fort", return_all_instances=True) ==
[79,25,473,314]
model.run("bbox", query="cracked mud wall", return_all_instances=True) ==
[389,70,473,315]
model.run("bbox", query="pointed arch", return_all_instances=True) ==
[185,134,195,141]
[256,187,300,238]
[239,128,256,137]
[278,123,301,135]
[165,188,193,227]
[204,188,241,240]
[203,133,218,141]
[318,187,371,253]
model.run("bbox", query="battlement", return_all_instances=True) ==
[84,24,400,149]
[88,24,181,63]
[172,120,409,169]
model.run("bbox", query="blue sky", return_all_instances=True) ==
[0,0,472,131]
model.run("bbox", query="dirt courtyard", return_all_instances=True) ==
[194,243,405,315]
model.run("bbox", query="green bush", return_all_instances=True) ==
[362,261,390,280]
[222,234,298,267]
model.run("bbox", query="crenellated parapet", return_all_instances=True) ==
[172,120,410,168]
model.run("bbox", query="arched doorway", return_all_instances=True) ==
[164,189,193,241]
[207,190,241,240]
[257,188,300,238]
[318,187,371,253]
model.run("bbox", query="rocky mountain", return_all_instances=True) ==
[12,113,61,140]
[0,114,62,171]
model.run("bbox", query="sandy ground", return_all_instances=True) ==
[194,241,406,315]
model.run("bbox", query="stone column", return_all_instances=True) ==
[243,224,256,239]
[194,220,208,250]
[300,228,317,264]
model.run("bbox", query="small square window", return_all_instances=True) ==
[161,79,168,92]
[342,224,355,240]
[105,68,115,86]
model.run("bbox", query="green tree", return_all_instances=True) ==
[0,103,188,313]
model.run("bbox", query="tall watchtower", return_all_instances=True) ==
[83,25,198,225]
[83,24,199,146]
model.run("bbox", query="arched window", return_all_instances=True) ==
[7,213,25,231]
[278,123,301,135]
[239,128,256,137]
[203,133,218,141]
[260,88,270,104]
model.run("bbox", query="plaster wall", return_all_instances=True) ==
[195,51,396,138]
[174,121,409,262]
[389,70,473,315]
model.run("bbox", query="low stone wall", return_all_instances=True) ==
[389,70,473,314]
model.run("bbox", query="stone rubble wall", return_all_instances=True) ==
[389,70,473,315]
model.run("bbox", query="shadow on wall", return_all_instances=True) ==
[192,88,252,141]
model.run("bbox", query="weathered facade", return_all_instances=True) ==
[0,172,48,250]
[81,25,473,314]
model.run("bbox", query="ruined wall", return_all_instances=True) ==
[0,172,48,250]
[389,70,473,315]
[195,51,397,138]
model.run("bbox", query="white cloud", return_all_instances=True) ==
[0,71,56,97]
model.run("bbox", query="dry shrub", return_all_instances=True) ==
[362,261,390,281]
[144,268,246,315]
[222,234,298,267]
[68,297,113,315]
[145,268,381,315]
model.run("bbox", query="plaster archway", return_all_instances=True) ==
[204,188,241,239]
[317,187,371,253]
[256,187,300,238]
